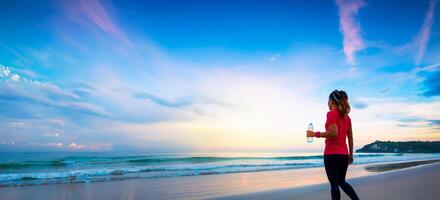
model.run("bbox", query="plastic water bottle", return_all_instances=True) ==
[307,123,314,143]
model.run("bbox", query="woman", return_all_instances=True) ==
[307,90,360,200]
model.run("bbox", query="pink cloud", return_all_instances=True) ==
[416,0,437,65]
[335,0,365,65]
[65,0,133,48]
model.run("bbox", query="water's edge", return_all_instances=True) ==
[1,152,440,187]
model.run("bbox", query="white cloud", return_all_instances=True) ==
[67,142,112,151]
[28,142,64,148]
[0,141,16,146]
[270,54,281,62]
[335,0,365,65]
[45,132,61,137]
[10,74,20,81]
[68,142,86,149]
[351,97,440,142]
[10,122,25,127]
[414,62,440,73]
[415,0,437,65]
[0,66,111,117]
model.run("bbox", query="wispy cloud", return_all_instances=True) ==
[401,62,440,97]
[335,0,365,65]
[0,66,111,117]
[351,97,440,141]
[352,100,368,109]
[427,119,440,127]
[134,92,192,108]
[415,0,437,65]
[68,142,86,149]
[397,118,440,130]
[18,142,113,151]
[27,142,64,148]
[0,42,32,65]
[270,54,281,62]
[64,0,133,48]
[421,70,440,97]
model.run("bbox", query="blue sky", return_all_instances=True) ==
[0,0,439,152]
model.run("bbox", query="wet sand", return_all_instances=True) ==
[214,162,440,200]
[0,160,439,200]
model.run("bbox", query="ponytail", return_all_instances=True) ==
[329,90,351,117]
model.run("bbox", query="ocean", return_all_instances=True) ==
[1,152,440,187]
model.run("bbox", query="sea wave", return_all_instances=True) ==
[0,152,418,187]
[0,160,73,170]
[0,153,395,169]
[125,153,396,164]
[0,162,317,186]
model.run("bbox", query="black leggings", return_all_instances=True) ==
[324,154,360,200]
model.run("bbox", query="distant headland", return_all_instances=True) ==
[357,140,440,153]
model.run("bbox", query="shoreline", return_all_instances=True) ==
[2,152,440,188]
[213,161,440,200]
[365,158,440,172]
[1,158,439,199]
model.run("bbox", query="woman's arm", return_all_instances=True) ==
[347,124,354,155]
[306,111,338,139]
[306,124,338,138]
[347,124,354,164]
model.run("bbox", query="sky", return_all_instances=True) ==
[0,0,439,152]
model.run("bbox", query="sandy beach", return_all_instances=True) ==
[214,162,440,200]
[0,160,439,200]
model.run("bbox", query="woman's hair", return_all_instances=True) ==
[329,90,351,117]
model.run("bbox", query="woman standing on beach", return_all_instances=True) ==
[307,90,360,200]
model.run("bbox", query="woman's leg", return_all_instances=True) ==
[324,155,341,200]
[338,156,360,200]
